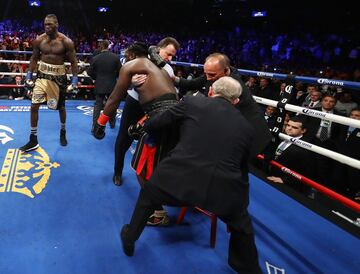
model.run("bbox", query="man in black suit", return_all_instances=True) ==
[267,115,315,193]
[88,39,121,132]
[120,76,261,274]
[338,107,360,200]
[173,53,271,158]
[306,94,346,188]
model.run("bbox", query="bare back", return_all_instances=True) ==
[134,58,176,104]
[104,57,177,116]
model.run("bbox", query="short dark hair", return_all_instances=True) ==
[157,37,180,51]
[289,115,307,129]
[126,42,148,57]
[100,39,109,49]
[45,14,58,23]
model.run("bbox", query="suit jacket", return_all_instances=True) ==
[87,50,121,95]
[306,108,346,147]
[145,95,255,218]
[272,139,316,185]
[177,70,272,157]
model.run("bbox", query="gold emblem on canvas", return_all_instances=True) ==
[0,147,59,198]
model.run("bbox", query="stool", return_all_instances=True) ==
[177,206,217,248]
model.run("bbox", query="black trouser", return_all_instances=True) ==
[125,182,261,274]
[93,94,116,127]
[114,95,144,176]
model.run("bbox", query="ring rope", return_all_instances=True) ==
[253,96,360,129]
[0,59,90,66]
[0,72,89,77]
[257,154,360,214]
[169,61,360,91]
[278,132,360,170]
[0,49,92,56]
[0,84,94,89]
[1,50,358,90]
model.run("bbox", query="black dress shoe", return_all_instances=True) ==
[120,224,135,256]
[113,175,122,186]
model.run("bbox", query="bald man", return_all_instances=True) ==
[174,53,272,158]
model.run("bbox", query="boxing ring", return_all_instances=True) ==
[0,50,359,274]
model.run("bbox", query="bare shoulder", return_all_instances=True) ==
[33,33,46,45]
[58,32,74,46]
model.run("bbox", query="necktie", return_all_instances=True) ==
[319,120,330,142]
[275,141,289,159]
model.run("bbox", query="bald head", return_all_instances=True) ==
[204,53,231,82]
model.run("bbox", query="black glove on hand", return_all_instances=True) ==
[128,123,145,140]
[148,46,166,68]
[93,122,106,140]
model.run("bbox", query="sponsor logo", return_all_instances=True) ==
[0,105,48,112]
[265,261,285,274]
[0,147,59,198]
[47,98,58,110]
[76,105,123,119]
[281,167,302,180]
[289,138,312,149]
[256,72,274,77]
[317,78,344,86]
[285,85,293,93]
[302,108,326,118]
[0,125,14,145]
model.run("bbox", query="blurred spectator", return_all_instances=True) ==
[9,75,26,100]
[335,90,358,116]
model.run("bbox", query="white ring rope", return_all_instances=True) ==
[279,132,360,170]
[253,96,360,129]
[0,72,88,77]
[254,95,360,170]
[0,59,90,66]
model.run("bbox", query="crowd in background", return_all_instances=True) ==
[0,19,359,201]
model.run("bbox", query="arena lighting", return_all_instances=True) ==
[28,0,41,7]
[97,7,109,13]
[252,11,267,17]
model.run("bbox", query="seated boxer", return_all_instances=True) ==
[93,42,178,226]
[19,14,78,152]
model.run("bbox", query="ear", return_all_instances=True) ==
[225,67,231,76]
[232,98,240,105]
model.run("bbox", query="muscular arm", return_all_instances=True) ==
[28,39,41,72]
[64,38,78,77]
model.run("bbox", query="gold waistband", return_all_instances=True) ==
[38,61,66,76]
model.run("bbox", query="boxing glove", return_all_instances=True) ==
[93,122,106,140]
[128,123,145,140]
[66,76,79,94]
[93,113,111,139]
[148,46,166,68]
[128,115,149,140]
[24,71,35,89]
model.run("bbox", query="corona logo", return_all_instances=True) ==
[0,147,59,198]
